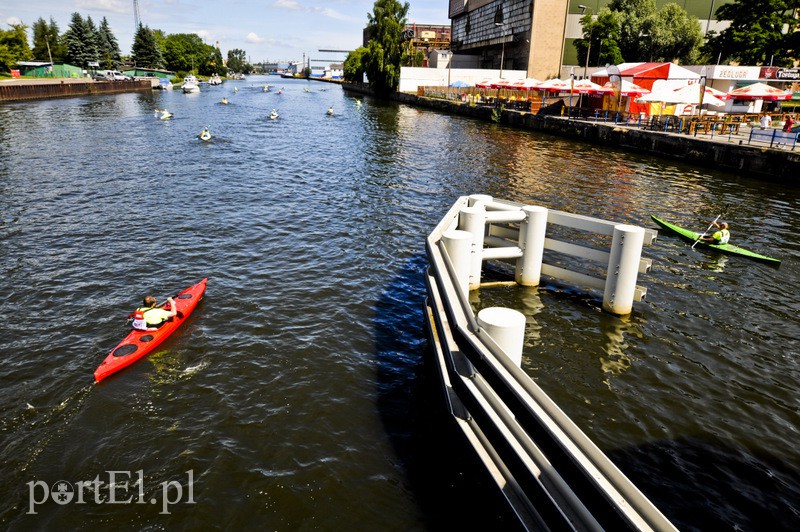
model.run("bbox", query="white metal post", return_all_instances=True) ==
[441,229,472,299]
[477,307,526,366]
[458,201,487,291]
[603,224,645,315]
[516,206,548,287]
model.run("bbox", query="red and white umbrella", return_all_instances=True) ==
[535,78,572,93]
[502,78,542,91]
[571,79,611,95]
[727,82,792,101]
[476,78,507,89]
[602,79,651,97]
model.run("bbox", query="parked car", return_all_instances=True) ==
[92,72,110,81]
[109,71,133,81]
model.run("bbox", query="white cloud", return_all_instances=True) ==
[76,0,130,14]
[246,32,265,44]
[195,30,212,41]
[6,17,22,26]
[273,0,303,10]
[272,0,352,20]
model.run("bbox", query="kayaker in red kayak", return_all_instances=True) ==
[132,295,177,331]
[701,221,730,244]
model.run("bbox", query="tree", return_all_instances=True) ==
[64,12,93,67]
[226,48,248,74]
[650,4,703,63]
[83,16,100,65]
[132,24,163,69]
[706,0,799,66]
[96,17,122,69]
[574,0,702,65]
[31,18,65,62]
[574,9,624,68]
[362,0,409,96]
[344,46,368,82]
[0,23,32,72]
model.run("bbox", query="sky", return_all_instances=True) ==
[2,0,450,64]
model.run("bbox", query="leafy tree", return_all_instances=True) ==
[706,0,799,66]
[226,48,249,74]
[0,23,32,72]
[363,0,409,96]
[344,46,368,82]
[96,17,121,69]
[31,18,65,62]
[575,9,624,68]
[132,24,163,69]
[575,0,702,64]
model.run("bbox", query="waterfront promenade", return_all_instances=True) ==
[343,83,800,184]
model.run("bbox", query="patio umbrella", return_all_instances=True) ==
[449,80,470,88]
[503,78,542,91]
[571,79,610,95]
[667,84,727,107]
[602,79,651,97]
[535,78,572,93]
[727,82,792,101]
[476,79,503,88]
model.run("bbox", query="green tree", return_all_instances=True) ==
[343,46,368,82]
[609,0,656,62]
[575,9,624,68]
[31,18,65,62]
[83,16,100,64]
[650,4,703,63]
[96,17,121,69]
[363,0,409,96]
[132,24,164,69]
[706,0,799,66]
[226,48,248,74]
[64,12,93,67]
[0,23,32,72]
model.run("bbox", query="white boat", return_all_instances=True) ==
[182,75,200,93]
[326,106,334,116]
[198,128,211,141]
[159,109,173,120]
[208,74,222,85]
[269,109,279,120]
[155,78,173,91]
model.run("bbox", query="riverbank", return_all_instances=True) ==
[0,78,153,102]
[343,83,799,184]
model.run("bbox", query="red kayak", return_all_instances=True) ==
[94,278,207,382]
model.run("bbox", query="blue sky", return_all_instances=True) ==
[2,0,450,64]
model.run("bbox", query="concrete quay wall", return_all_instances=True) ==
[0,79,152,102]
[344,83,799,184]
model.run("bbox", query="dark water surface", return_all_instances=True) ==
[1,76,798,530]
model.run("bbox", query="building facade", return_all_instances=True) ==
[449,0,735,79]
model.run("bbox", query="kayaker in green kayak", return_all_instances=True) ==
[700,221,730,244]
[132,295,177,331]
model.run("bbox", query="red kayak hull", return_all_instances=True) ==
[94,278,207,382]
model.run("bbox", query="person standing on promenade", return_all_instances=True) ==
[760,114,772,129]
[783,115,794,132]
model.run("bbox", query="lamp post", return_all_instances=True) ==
[579,5,592,80]
[494,21,506,79]
[698,66,707,117]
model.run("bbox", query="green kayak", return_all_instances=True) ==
[651,215,781,266]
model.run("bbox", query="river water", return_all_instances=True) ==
[0,76,798,530]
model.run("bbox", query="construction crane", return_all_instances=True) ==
[133,0,141,31]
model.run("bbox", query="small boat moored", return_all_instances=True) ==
[651,215,781,265]
[199,128,212,141]
[182,74,200,93]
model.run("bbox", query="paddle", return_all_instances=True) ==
[692,207,728,249]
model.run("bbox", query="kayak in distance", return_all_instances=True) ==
[94,278,207,382]
[651,216,781,266]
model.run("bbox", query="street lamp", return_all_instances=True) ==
[494,10,506,79]
[579,5,593,80]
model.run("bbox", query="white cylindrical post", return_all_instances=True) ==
[516,206,548,286]
[441,230,472,299]
[458,202,486,291]
[477,307,526,366]
[603,224,645,315]
[468,194,493,208]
